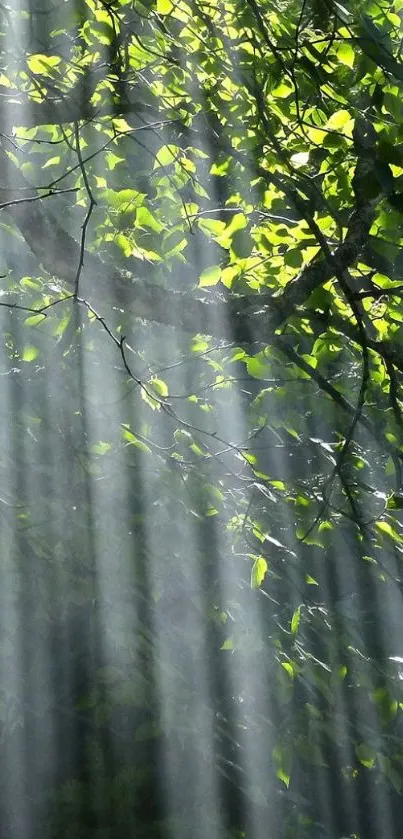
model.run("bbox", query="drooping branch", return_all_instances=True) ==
[0,65,123,133]
[1,149,376,344]
[5,149,402,458]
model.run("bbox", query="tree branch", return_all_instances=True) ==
[1,147,375,346]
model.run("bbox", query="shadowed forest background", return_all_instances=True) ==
[1,0,403,837]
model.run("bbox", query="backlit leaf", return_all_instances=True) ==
[291,606,301,635]
[27,54,61,74]
[337,42,355,68]
[199,265,221,287]
[22,346,38,362]
[251,556,268,588]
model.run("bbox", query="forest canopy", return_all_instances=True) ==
[1,0,403,838]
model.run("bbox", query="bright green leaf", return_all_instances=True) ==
[355,743,376,768]
[199,265,221,287]
[122,426,151,454]
[375,520,402,543]
[27,54,61,74]
[221,637,235,651]
[149,377,169,398]
[251,556,268,588]
[42,156,61,169]
[326,109,352,130]
[156,0,173,13]
[91,441,111,456]
[337,42,355,68]
[246,356,270,379]
[272,82,293,98]
[291,606,301,635]
[22,346,39,362]
[24,314,46,327]
[154,145,179,168]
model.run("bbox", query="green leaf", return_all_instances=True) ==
[122,426,151,454]
[106,152,125,171]
[136,206,164,232]
[156,0,173,13]
[141,388,161,411]
[272,82,293,98]
[337,42,355,68]
[372,687,398,725]
[115,234,133,257]
[378,754,402,793]
[272,744,292,788]
[251,556,268,588]
[225,213,248,235]
[22,345,39,362]
[387,494,403,509]
[375,520,402,543]
[269,480,285,491]
[154,145,179,168]
[198,218,227,238]
[20,277,43,291]
[221,637,235,651]
[326,109,352,131]
[42,156,61,169]
[92,20,114,45]
[104,189,145,210]
[54,313,72,338]
[221,265,239,288]
[284,248,303,268]
[27,54,61,75]
[246,356,270,379]
[150,377,169,398]
[24,314,46,327]
[199,265,221,287]
[290,606,301,635]
[355,743,376,768]
[230,229,253,259]
[91,441,111,456]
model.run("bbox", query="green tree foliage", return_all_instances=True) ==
[1,0,403,837]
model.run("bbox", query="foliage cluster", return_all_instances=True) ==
[1,0,403,837]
